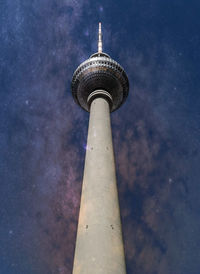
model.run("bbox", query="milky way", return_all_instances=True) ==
[1,1,200,274]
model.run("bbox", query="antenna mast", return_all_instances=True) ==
[98,22,102,53]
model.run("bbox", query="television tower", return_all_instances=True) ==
[71,23,129,274]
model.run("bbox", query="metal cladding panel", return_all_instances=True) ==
[71,56,129,112]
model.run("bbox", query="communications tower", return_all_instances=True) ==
[71,23,129,274]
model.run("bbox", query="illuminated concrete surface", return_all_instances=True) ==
[73,97,126,274]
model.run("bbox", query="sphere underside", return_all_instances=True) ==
[71,56,129,112]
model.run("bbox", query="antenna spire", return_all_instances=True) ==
[98,22,102,53]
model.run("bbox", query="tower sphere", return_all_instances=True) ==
[71,25,129,112]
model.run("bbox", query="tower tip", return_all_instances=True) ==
[98,22,102,53]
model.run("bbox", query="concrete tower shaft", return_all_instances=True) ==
[72,96,126,273]
[71,24,129,274]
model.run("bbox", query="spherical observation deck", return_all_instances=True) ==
[71,25,129,112]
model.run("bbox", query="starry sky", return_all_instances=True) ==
[1,0,200,273]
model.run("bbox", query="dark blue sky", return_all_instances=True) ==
[1,0,200,273]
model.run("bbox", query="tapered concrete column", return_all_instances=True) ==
[73,96,126,274]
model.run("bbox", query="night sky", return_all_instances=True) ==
[1,0,200,273]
